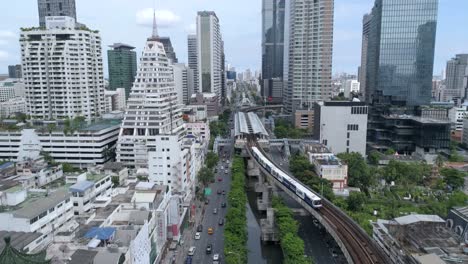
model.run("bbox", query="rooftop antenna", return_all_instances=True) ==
[151,0,159,39]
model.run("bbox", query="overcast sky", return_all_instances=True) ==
[0,0,466,76]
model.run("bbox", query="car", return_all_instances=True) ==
[208,227,214,234]
[222,190,226,195]
[223,159,226,162]
[213,208,218,214]
[195,232,201,240]
[185,256,192,264]
[226,160,230,164]
[206,244,212,254]
[217,189,222,195]
[218,177,222,182]
[205,199,209,205]
[221,202,226,208]
[213,254,220,261]
[218,218,224,225]
[224,170,228,174]
[220,166,224,170]
[188,246,196,256]
[197,225,203,232]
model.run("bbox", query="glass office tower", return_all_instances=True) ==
[365,0,438,107]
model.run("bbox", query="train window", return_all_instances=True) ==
[296,189,304,196]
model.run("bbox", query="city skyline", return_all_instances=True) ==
[0,0,466,75]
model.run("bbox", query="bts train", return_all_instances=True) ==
[251,146,322,209]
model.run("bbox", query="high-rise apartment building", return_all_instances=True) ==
[107,43,137,98]
[173,63,194,105]
[359,13,372,100]
[187,34,198,94]
[445,54,468,99]
[159,37,178,64]
[20,16,105,120]
[284,0,334,114]
[197,11,223,102]
[262,0,285,103]
[116,17,185,168]
[37,0,77,27]
[8,65,22,78]
[365,0,438,106]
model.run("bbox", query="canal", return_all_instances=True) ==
[246,174,344,264]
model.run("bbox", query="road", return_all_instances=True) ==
[187,141,234,264]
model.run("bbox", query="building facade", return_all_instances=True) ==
[107,43,137,98]
[159,37,178,64]
[190,93,220,118]
[37,0,77,27]
[173,63,194,105]
[187,34,199,94]
[20,16,105,121]
[262,0,285,103]
[365,0,438,106]
[104,88,126,113]
[445,54,468,100]
[116,28,185,168]
[197,11,223,101]
[7,65,22,79]
[314,101,368,156]
[284,0,334,114]
[343,80,360,98]
[360,14,372,101]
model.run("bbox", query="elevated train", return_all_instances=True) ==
[251,146,322,209]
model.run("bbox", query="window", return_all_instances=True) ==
[73,202,79,206]
[347,132,350,138]
[346,140,349,146]
[347,124,359,131]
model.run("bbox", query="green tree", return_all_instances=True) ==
[440,167,466,190]
[384,148,396,155]
[197,167,214,186]
[347,191,367,211]
[337,152,373,193]
[368,150,382,165]
[205,152,219,169]
[47,123,57,133]
[111,176,120,186]
[62,163,81,173]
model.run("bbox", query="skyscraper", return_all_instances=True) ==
[365,0,438,106]
[8,65,22,78]
[159,37,178,64]
[284,0,334,114]
[359,13,372,100]
[445,54,468,99]
[116,13,184,168]
[20,16,104,120]
[262,0,285,103]
[197,11,223,102]
[37,0,77,27]
[173,63,194,105]
[187,34,199,94]
[107,43,137,98]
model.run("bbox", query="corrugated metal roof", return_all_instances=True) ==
[248,112,268,136]
[69,180,94,193]
[394,214,444,225]
[13,189,70,219]
[235,112,249,136]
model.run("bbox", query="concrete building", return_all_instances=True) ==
[447,206,468,240]
[0,78,25,102]
[462,119,468,147]
[417,106,450,121]
[360,13,372,101]
[173,63,194,105]
[0,119,121,167]
[104,88,126,113]
[448,103,468,131]
[69,172,112,215]
[197,11,223,101]
[107,43,137,98]
[20,16,105,121]
[261,0,285,103]
[159,37,178,64]
[314,101,368,156]
[190,92,220,118]
[116,19,185,169]
[0,97,27,118]
[187,34,198,94]
[186,122,210,141]
[373,214,468,264]
[182,105,208,122]
[445,54,468,100]
[284,0,334,114]
[303,144,347,190]
[343,80,360,98]
[37,0,77,27]
[0,188,74,249]
[294,109,314,132]
[15,157,64,188]
[364,0,438,106]
[7,65,22,79]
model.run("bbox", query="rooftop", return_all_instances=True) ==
[12,188,70,219]
[86,173,108,182]
[69,249,98,264]
[0,231,42,252]
[108,43,135,50]
[394,214,445,225]
[69,180,94,193]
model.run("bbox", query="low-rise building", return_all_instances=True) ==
[104,88,126,113]
[294,109,314,132]
[186,122,210,141]
[303,143,348,190]
[449,102,468,131]
[190,93,220,118]
[15,157,63,188]
[0,78,24,102]
[0,188,74,250]
[0,119,121,168]
[372,214,468,264]
[182,105,208,122]
[0,97,27,118]
[69,172,112,215]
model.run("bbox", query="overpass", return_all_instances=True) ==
[245,139,391,264]
[241,104,283,112]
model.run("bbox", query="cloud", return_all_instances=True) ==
[136,8,181,28]
[0,30,15,39]
[0,51,9,61]
[186,23,196,34]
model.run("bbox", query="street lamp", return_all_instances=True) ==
[226,251,242,264]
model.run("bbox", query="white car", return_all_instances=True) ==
[213,254,220,261]
[220,166,224,170]
[188,246,196,256]
[195,232,201,240]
